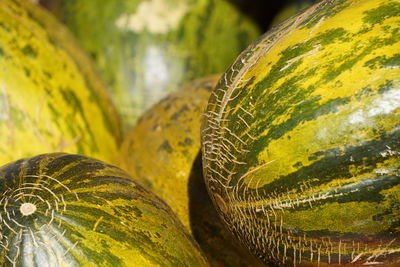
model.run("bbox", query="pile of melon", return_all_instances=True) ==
[0,0,398,266]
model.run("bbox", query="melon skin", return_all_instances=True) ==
[0,153,208,266]
[42,0,261,130]
[120,76,264,266]
[121,76,220,228]
[201,0,400,265]
[0,0,122,166]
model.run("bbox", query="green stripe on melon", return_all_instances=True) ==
[201,0,400,265]
[0,0,121,165]
[0,153,208,266]
[42,0,261,130]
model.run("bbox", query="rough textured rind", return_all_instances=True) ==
[0,153,208,266]
[0,0,122,165]
[120,76,264,266]
[42,0,261,130]
[201,0,400,265]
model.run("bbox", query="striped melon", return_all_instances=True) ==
[0,153,208,266]
[120,76,263,266]
[41,0,261,130]
[0,0,121,165]
[201,0,400,265]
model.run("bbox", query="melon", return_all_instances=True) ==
[0,153,208,266]
[0,0,121,165]
[201,0,400,265]
[42,0,261,129]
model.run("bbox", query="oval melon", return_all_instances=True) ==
[201,0,400,265]
[0,0,121,165]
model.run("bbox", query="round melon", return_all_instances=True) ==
[201,0,400,265]
[41,0,261,130]
[0,153,208,266]
[120,76,263,266]
[0,0,121,165]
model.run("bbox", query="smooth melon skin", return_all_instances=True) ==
[0,153,208,266]
[0,0,122,166]
[202,0,400,265]
[120,76,264,266]
[41,0,261,130]
[121,76,220,228]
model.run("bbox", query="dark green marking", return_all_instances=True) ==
[364,54,400,69]
[59,88,97,153]
[378,80,395,93]
[43,70,52,79]
[0,21,10,32]
[171,104,190,121]
[23,67,30,77]
[362,2,400,25]
[47,103,62,130]
[21,44,37,58]
[158,140,173,153]
[179,137,194,147]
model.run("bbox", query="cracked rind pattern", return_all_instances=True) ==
[201,0,400,265]
[0,153,208,266]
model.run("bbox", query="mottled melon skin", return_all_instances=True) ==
[0,0,122,165]
[42,0,261,130]
[0,153,208,266]
[120,76,264,266]
[202,0,400,265]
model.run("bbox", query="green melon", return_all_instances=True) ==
[0,153,208,266]
[0,0,121,165]
[201,0,400,265]
[120,76,264,266]
[42,0,261,130]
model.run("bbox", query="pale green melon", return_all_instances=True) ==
[42,0,261,130]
